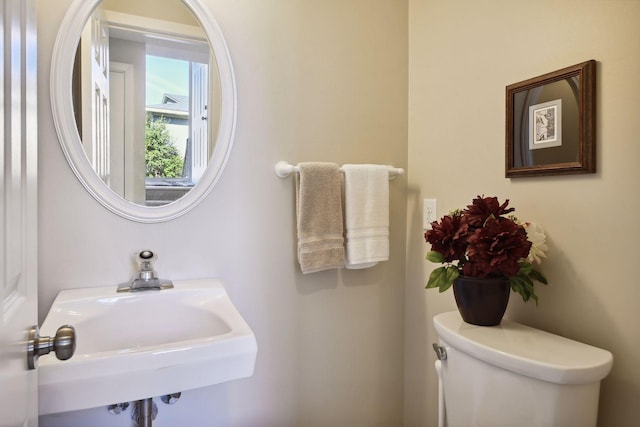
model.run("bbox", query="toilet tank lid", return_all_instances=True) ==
[433,311,613,385]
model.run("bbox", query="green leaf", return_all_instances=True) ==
[509,279,525,300]
[510,275,540,306]
[426,267,447,289]
[438,280,453,293]
[426,251,445,263]
[529,269,548,285]
[518,261,533,274]
[510,276,531,303]
[439,266,459,293]
[426,266,458,293]
[445,266,460,283]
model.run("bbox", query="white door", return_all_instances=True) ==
[80,7,110,185]
[0,0,39,425]
[109,61,146,205]
[108,62,131,199]
[190,62,208,182]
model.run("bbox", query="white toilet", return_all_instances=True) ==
[433,311,613,427]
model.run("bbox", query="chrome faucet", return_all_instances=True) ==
[117,250,174,293]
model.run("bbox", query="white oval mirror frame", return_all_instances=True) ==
[51,0,236,223]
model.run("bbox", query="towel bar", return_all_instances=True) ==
[274,161,404,179]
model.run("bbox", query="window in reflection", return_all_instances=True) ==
[144,55,209,206]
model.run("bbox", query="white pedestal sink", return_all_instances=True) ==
[38,278,257,415]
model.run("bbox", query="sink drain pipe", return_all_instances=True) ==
[133,398,157,427]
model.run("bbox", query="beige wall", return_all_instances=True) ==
[37,0,407,425]
[406,1,640,426]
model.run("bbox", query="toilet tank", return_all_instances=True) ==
[433,311,613,427]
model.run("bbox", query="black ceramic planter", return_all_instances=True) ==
[452,276,510,326]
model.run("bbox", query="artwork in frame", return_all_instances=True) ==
[529,99,561,150]
[505,60,595,177]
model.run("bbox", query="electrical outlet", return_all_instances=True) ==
[424,199,437,230]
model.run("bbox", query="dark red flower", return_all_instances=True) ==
[463,195,515,228]
[462,217,531,278]
[425,214,469,262]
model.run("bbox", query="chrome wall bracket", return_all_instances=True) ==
[161,392,181,405]
[107,402,130,415]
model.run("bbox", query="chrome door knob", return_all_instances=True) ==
[27,325,76,370]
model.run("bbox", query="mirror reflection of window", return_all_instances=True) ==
[145,56,190,181]
[144,55,209,206]
[72,0,212,207]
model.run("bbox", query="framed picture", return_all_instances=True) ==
[505,60,595,177]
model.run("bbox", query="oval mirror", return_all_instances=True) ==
[51,0,236,222]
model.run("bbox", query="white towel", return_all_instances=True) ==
[295,162,345,274]
[342,164,389,269]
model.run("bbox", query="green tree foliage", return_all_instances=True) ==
[145,114,183,178]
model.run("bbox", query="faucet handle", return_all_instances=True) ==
[138,249,157,265]
[136,250,158,280]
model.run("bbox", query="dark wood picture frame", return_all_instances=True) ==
[505,60,595,178]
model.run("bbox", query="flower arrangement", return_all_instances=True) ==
[424,195,548,304]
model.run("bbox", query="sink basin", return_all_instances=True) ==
[38,278,257,415]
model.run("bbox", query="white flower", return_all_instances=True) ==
[523,222,548,264]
